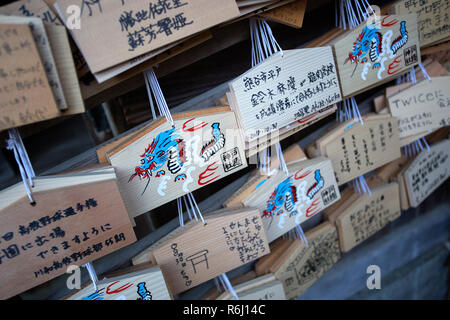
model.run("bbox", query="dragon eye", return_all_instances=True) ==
[157,151,165,157]
[140,159,145,164]
[147,155,153,161]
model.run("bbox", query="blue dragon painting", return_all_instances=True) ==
[200,123,225,162]
[129,128,187,194]
[262,178,298,218]
[136,282,152,300]
[345,20,409,76]
[306,170,324,200]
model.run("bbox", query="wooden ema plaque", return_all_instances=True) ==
[66,264,171,300]
[259,0,307,29]
[313,114,401,185]
[0,15,67,111]
[242,157,341,243]
[265,222,341,300]
[0,171,136,299]
[54,0,240,73]
[331,14,421,98]
[216,273,286,300]
[388,77,450,138]
[373,59,450,114]
[151,207,269,295]
[404,139,450,207]
[244,104,337,157]
[107,107,247,218]
[0,24,59,131]
[228,47,342,143]
[329,181,401,252]
[391,0,450,47]
[224,143,307,209]
[0,0,61,24]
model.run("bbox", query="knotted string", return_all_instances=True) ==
[6,128,35,203]
[216,273,239,300]
[82,262,99,292]
[337,0,373,29]
[249,18,288,177]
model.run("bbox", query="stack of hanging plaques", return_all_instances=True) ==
[0,166,136,299]
[387,76,450,140]
[306,113,401,186]
[324,176,401,252]
[255,222,341,300]
[104,107,248,220]
[329,14,421,99]
[128,207,269,296]
[216,273,286,300]
[0,15,84,131]
[402,138,450,208]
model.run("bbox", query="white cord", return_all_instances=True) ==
[218,273,239,300]
[143,68,174,126]
[82,262,99,292]
[6,129,35,203]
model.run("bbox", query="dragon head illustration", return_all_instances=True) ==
[345,22,382,65]
[262,178,297,218]
[129,128,185,184]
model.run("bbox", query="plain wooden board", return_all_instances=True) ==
[331,14,421,98]
[335,182,401,252]
[421,40,450,55]
[201,270,257,300]
[0,0,61,24]
[404,139,450,207]
[234,278,286,300]
[0,23,59,131]
[255,237,293,276]
[45,23,85,116]
[0,15,67,111]
[391,0,450,48]
[0,174,136,299]
[107,107,247,218]
[151,207,270,295]
[270,222,341,299]
[224,142,306,208]
[92,31,212,84]
[258,0,307,29]
[66,265,171,300]
[79,31,212,103]
[243,157,341,242]
[397,164,412,211]
[54,0,239,73]
[318,114,401,185]
[375,155,410,183]
[388,76,450,138]
[229,47,342,142]
[217,274,286,300]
